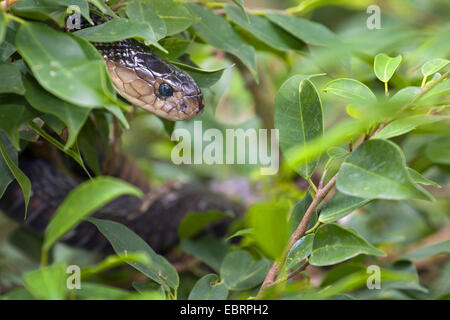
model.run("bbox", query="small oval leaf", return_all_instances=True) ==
[88,217,179,291]
[275,76,323,179]
[323,78,376,105]
[188,274,228,300]
[319,192,370,223]
[374,53,402,83]
[337,139,432,201]
[421,58,449,77]
[309,224,385,266]
[286,234,314,271]
[220,250,270,291]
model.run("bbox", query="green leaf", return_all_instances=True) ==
[264,12,338,47]
[419,77,450,102]
[88,0,115,16]
[169,61,229,88]
[132,280,165,298]
[382,261,428,293]
[289,191,315,235]
[0,10,6,44]
[23,76,91,148]
[104,104,130,129]
[77,120,101,175]
[0,62,24,94]
[81,252,151,280]
[126,0,166,41]
[327,146,349,159]
[374,53,402,83]
[319,261,423,297]
[0,136,31,218]
[28,121,89,174]
[407,167,440,188]
[401,240,450,261]
[0,34,16,62]
[47,0,93,24]
[349,201,428,245]
[275,77,323,179]
[42,177,143,252]
[181,237,229,273]
[88,217,179,291]
[325,146,349,174]
[0,104,37,149]
[285,119,368,172]
[225,5,302,52]
[144,0,195,36]
[286,234,314,271]
[319,192,370,223]
[186,3,257,81]
[0,132,17,197]
[178,210,233,240]
[0,288,35,300]
[12,0,94,26]
[425,135,450,165]
[75,283,131,300]
[248,201,290,260]
[388,86,420,108]
[232,0,249,23]
[323,78,376,105]
[220,250,271,291]
[23,263,68,300]
[154,38,191,60]
[421,58,449,77]
[309,224,385,266]
[226,228,253,241]
[10,0,67,27]
[337,139,432,201]
[188,274,228,300]
[74,18,166,52]
[16,22,117,108]
[374,115,449,140]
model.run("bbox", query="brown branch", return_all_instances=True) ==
[257,174,337,298]
[256,121,393,298]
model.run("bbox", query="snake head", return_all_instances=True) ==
[100,40,205,121]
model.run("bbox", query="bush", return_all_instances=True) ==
[0,0,449,300]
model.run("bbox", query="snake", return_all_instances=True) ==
[0,8,240,254]
[80,9,205,121]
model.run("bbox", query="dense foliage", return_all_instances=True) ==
[0,0,449,300]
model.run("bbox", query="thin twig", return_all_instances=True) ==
[318,168,328,190]
[257,174,337,298]
[256,118,399,298]
[270,261,309,287]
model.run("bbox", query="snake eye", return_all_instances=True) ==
[158,83,173,97]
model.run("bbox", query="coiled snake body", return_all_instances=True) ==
[0,10,238,253]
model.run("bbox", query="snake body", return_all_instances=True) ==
[0,9,239,253]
